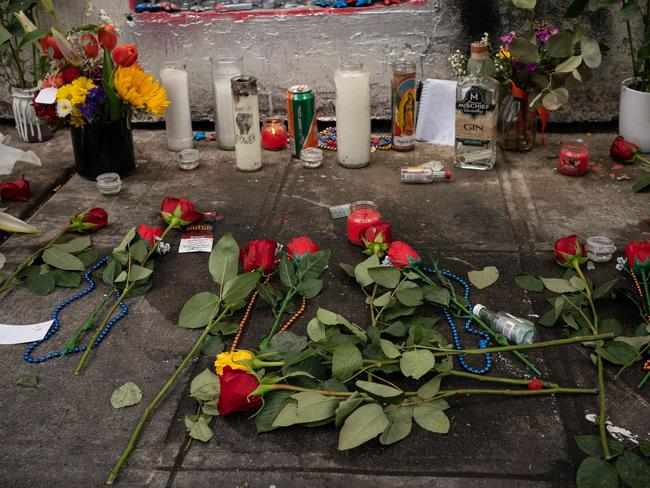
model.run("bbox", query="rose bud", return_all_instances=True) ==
[69,208,108,233]
[0,176,32,202]
[60,66,81,84]
[160,197,206,228]
[214,350,255,376]
[287,236,319,259]
[240,239,277,273]
[624,241,650,274]
[528,379,544,390]
[136,223,163,247]
[80,33,99,58]
[111,44,138,67]
[217,366,263,416]
[554,235,587,268]
[386,241,421,268]
[40,35,64,60]
[610,136,650,164]
[362,221,392,257]
[97,24,118,51]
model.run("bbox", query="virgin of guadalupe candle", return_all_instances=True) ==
[159,63,194,152]
[347,201,381,244]
[231,75,262,171]
[335,62,371,168]
[211,56,242,150]
[391,60,416,151]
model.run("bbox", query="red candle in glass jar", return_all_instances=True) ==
[558,139,588,176]
[347,201,382,244]
[261,117,288,151]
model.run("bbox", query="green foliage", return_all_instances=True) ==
[338,403,389,450]
[111,382,143,409]
[209,233,239,286]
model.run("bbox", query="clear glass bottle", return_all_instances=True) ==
[391,59,416,152]
[231,75,262,172]
[454,42,499,170]
[497,85,536,151]
[211,56,243,150]
[473,304,535,345]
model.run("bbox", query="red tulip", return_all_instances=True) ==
[111,44,138,67]
[554,235,586,268]
[624,241,650,274]
[97,24,118,51]
[240,239,277,273]
[40,35,64,60]
[137,223,163,246]
[287,236,319,259]
[217,366,263,416]
[386,241,421,268]
[80,33,99,58]
[160,197,205,228]
[60,66,81,84]
[610,136,650,164]
[69,208,108,233]
[0,176,31,202]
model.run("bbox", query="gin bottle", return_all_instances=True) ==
[454,42,499,170]
[473,304,536,345]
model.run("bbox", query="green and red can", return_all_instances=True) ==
[287,85,317,158]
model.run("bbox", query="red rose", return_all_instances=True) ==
[160,197,205,227]
[624,241,650,274]
[97,25,118,51]
[137,223,163,246]
[217,366,263,416]
[528,379,544,390]
[0,176,31,202]
[40,35,63,60]
[287,236,319,259]
[111,44,138,67]
[386,241,421,268]
[60,66,81,84]
[554,235,586,268]
[362,221,392,245]
[69,208,108,233]
[80,33,99,58]
[610,136,640,163]
[240,238,277,273]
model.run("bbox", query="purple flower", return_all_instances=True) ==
[500,31,516,49]
[535,22,559,44]
[79,87,107,123]
[526,63,537,72]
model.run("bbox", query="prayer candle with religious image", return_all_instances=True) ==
[347,201,382,245]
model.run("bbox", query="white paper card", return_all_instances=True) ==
[34,87,58,105]
[178,237,213,253]
[0,320,54,345]
[415,79,457,146]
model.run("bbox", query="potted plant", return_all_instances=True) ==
[566,0,650,150]
[0,0,57,143]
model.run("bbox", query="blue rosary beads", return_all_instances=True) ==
[23,256,128,364]
[422,266,492,375]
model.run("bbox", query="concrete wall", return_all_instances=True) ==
[0,0,634,123]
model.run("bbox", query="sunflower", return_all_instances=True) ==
[114,64,169,117]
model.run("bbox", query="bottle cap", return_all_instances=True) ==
[472,304,486,316]
[470,42,488,60]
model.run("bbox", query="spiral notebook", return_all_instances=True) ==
[415,79,457,146]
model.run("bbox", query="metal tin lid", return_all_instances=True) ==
[288,84,312,94]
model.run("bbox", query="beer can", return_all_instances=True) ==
[287,85,317,158]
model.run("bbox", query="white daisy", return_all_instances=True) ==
[56,98,72,118]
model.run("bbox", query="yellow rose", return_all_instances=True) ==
[214,350,254,376]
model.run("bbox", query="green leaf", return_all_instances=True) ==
[178,292,220,329]
[190,369,220,402]
[208,233,239,286]
[128,240,148,263]
[0,24,12,46]
[513,0,536,8]
[335,392,364,427]
[575,435,625,458]
[53,270,82,288]
[373,291,393,307]
[255,390,294,432]
[593,279,618,300]
[396,281,423,307]
[355,380,404,403]
[547,32,574,58]
[619,1,641,23]
[354,255,380,287]
[368,267,401,289]
[292,391,340,423]
[615,335,650,352]
[400,349,435,380]
[270,331,307,353]
[599,318,622,336]
[417,375,445,400]
[422,284,451,306]
[307,318,327,342]
[541,277,577,294]
[113,227,136,254]
[597,342,638,366]
[379,339,401,359]
[543,88,570,111]
[468,266,499,289]
[296,249,331,281]
[110,382,143,408]
[54,236,91,254]
[16,374,38,388]
[279,256,297,288]
[515,273,544,292]
[615,452,650,488]
[40,0,56,15]
[576,456,619,488]
[639,441,650,457]
[25,270,55,295]
[581,36,602,68]
[42,247,85,271]
[76,247,100,267]
[413,404,450,434]
[102,259,122,286]
[339,262,355,278]
[222,272,260,307]
[200,335,224,357]
[509,37,538,64]
[272,402,300,427]
[633,175,650,193]
[128,264,153,282]
[332,342,363,380]
[296,278,323,299]
[555,55,583,73]
[566,0,589,17]
[188,416,213,443]
[338,403,389,450]
[317,308,367,341]
[379,406,413,445]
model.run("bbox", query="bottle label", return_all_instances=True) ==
[392,72,416,147]
[455,86,495,147]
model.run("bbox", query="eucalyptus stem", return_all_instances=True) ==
[106,305,229,485]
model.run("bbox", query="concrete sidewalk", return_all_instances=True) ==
[0,125,648,487]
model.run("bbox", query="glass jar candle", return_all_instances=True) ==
[159,63,194,152]
[261,117,288,150]
[347,201,381,244]
[335,62,371,168]
[96,173,122,195]
[211,56,243,150]
[179,148,200,170]
[585,236,616,262]
[300,147,323,169]
[558,139,589,176]
[391,59,416,152]
[231,75,262,172]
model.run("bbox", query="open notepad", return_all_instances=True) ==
[415,79,457,146]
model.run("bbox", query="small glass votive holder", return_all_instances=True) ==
[585,236,616,262]
[300,147,323,169]
[179,148,200,170]
[96,173,121,195]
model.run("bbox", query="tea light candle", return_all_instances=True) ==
[261,117,288,150]
[558,139,588,176]
[347,201,381,244]
[159,64,194,152]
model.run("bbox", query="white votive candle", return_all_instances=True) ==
[335,61,371,168]
[231,75,262,171]
[211,56,243,150]
[159,64,194,152]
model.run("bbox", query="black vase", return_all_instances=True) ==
[71,118,136,179]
